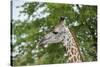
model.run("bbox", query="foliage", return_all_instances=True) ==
[11,2,97,66]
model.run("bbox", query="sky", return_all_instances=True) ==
[12,0,50,21]
[12,0,81,22]
[12,0,27,21]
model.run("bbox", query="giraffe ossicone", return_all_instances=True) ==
[38,16,82,63]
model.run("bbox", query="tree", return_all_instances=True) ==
[11,2,97,66]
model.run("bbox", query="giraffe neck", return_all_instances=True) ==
[63,27,82,63]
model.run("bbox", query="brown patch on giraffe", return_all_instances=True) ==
[68,52,71,57]
[63,46,67,52]
[71,59,74,63]
[72,58,75,62]
[73,56,77,62]
[71,47,74,55]
[71,46,77,55]
[68,52,70,56]
[73,43,77,48]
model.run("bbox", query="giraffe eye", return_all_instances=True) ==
[53,31,58,34]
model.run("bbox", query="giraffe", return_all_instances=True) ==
[38,16,83,63]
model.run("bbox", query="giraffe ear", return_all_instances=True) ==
[59,16,66,26]
[60,16,67,21]
[60,16,65,21]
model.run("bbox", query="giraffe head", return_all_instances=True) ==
[38,16,67,48]
[37,16,82,62]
